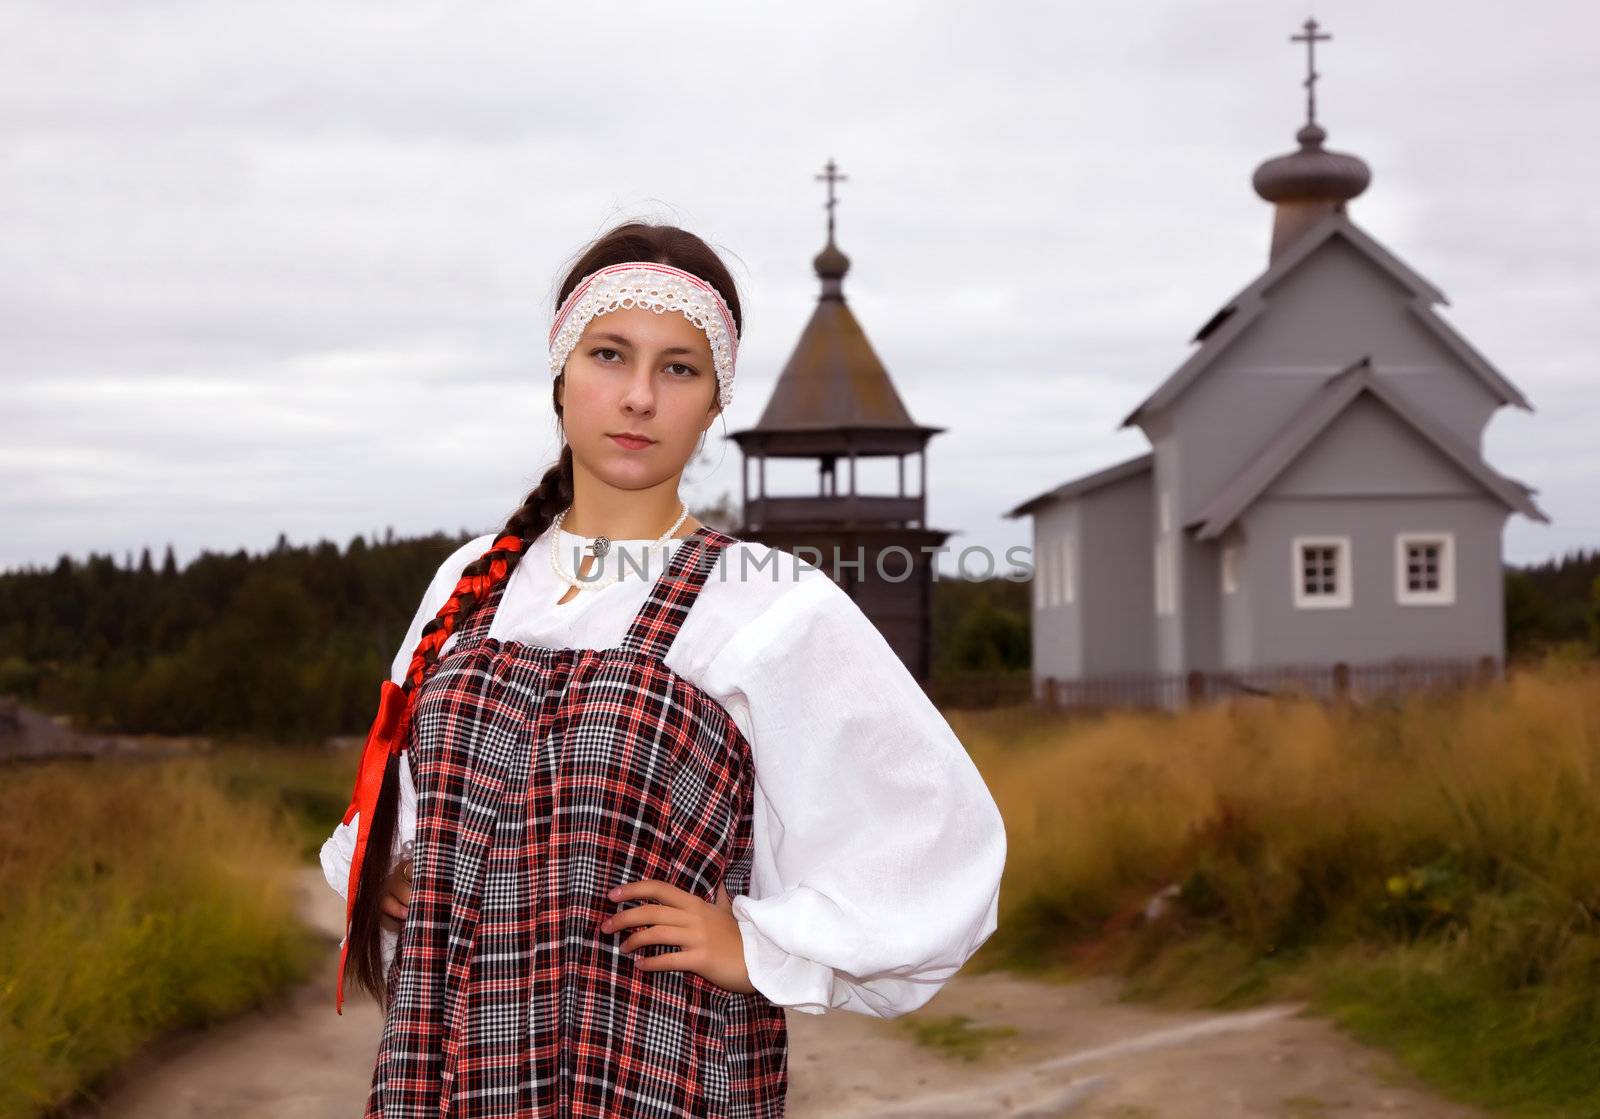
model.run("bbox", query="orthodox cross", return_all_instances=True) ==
[815,157,848,243]
[1290,17,1332,126]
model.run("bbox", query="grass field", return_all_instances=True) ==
[8,657,1600,1117]
[0,748,334,1119]
[955,653,1600,1117]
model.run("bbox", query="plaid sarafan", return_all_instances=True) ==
[366,525,789,1118]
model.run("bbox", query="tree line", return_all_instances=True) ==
[0,530,472,743]
[0,533,1591,743]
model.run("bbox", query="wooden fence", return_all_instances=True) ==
[925,670,1035,711]
[1034,655,1500,713]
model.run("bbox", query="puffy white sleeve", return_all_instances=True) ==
[700,572,1007,1019]
[319,535,491,958]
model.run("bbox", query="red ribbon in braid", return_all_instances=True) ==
[335,532,527,1013]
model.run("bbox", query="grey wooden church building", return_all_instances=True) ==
[1006,21,1549,704]
[731,161,949,683]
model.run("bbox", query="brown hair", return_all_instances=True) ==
[341,221,743,1006]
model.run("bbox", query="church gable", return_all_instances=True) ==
[1224,234,1453,370]
[1122,213,1528,443]
[1264,391,1487,500]
[1186,359,1547,541]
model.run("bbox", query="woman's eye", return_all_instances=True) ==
[590,349,693,377]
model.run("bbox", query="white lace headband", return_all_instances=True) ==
[547,261,738,410]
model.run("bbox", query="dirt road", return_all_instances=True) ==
[82,868,1482,1118]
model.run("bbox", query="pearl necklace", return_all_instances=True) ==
[548,502,691,593]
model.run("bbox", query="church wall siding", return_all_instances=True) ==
[1239,494,1507,668]
[1079,469,1157,676]
[1264,392,1482,499]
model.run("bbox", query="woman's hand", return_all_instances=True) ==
[377,858,412,934]
[600,880,755,994]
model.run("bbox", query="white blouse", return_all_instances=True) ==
[320,520,1007,1019]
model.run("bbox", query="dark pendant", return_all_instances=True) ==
[590,535,610,558]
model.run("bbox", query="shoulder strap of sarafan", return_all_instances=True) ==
[620,526,734,660]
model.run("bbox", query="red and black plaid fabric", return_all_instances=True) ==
[365,525,789,1118]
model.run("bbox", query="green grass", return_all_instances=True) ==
[896,1012,1019,1062]
[1315,941,1600,1118]
[206,740,361,860]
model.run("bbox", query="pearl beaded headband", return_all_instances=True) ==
[547,261,739,411]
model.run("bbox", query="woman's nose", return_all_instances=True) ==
[621,367,656,411]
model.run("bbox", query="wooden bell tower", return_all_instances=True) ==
[730,160,949,683]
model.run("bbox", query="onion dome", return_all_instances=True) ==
[813,238,850,280]
[1253,122,1371,205]
[812,236,851,302]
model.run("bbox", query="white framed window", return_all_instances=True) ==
[1396,532,1455,605]
[1292,535,1352,609]
[1221,543,1240,595]
[1045,538,1059,606]
[1033,538,1045,610]
[1153,539,1163,615]
[1035,540,1048,608]
[1154,492,1177,617]
[1061,534,1076,605]
[1154,535,1175,616]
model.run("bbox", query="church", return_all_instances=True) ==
[1006,19,1549,707]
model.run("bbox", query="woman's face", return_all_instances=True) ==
[558,305,721,490]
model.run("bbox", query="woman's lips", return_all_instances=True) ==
[609,434,654,450]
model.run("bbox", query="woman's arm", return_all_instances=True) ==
[318,535,491,964]
[701,571,1007,1019]
[318,750,417,903]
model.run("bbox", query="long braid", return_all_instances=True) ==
[403,444,575,691]
[338,218,743,1011]
[342,434,574,1008]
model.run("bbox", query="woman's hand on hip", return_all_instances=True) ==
[377,857,412,934]
[600,880,756,995]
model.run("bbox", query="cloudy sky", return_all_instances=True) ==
[5,0,1595,576]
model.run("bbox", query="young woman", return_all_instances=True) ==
[319,221,1006,1118]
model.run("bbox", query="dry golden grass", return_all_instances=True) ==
[0,756,320,1118]
[949,655,1600,1115]
[955,658,1600,955]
